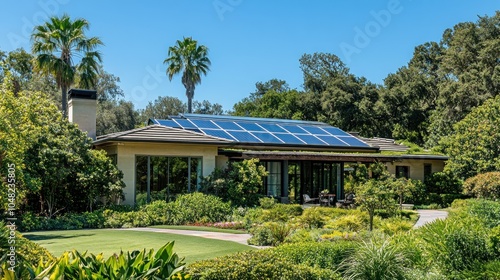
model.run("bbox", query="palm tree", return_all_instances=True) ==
[32,15,103,117]
[164,37,211,114]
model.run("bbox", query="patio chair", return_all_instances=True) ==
[319,194,330,206]
[303,194,319,204]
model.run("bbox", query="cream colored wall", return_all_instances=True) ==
[385,159,445,181]
[97,142,219,205]
[216,155,229,169]
[68,98,97,140]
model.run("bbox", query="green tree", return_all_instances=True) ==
[138,96,186,124]
[164,37,211,114]
[356,179,396,231]
[32,14,103,117]
[97,99,139,136]
[463,172,500,200]
[193,100,223,115]
[440,95,500,180]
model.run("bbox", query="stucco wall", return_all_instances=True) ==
[97,142,219,205]
[68,98,97,140]
[385,159,446,181]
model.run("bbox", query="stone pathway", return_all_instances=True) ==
[117,227,253,246]
[413,209,448,228]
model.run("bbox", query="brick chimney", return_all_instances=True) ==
[68,89,97,140]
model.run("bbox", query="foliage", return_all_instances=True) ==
[391,177,416,210]
[449,199,500,229]
[0,222,55,268]
[1,242,190,280]
[340,239,410,280]
[463,172,500,200]
[378,217,414,235]
[97,99,139,136]
[298,207,351,229]
[355,179,396,231]
[325,214,365,232]
[188,247,341,280]
[417,218,492,274]
[32,14,103,117]
[441,95,500,180]
[167,193,232,225]
[164,37,211,113]
[201,158,268,207]
[248,221,294,246]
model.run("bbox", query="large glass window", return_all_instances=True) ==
[135,156,202,205]
[266,161,282,197]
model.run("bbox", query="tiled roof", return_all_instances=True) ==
[94,125,233,145]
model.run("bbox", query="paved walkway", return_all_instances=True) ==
[118,227,253,246]
[413,209,448,228]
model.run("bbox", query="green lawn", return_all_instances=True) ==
[150,225,246,234]
[24,229,254,264]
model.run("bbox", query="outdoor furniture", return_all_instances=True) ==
[303,194,319,204]
[337,193,355,208]
[319,193,336,206]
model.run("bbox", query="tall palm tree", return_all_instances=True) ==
[32,15,103,117]
[164,37,211,114]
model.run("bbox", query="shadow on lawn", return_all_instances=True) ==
[24,233,95,241]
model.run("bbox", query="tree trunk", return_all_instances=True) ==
[187,97,193,114]
[61,85,68,118]
[186,86,194,114]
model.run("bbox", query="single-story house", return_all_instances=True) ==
[68,89,448,206]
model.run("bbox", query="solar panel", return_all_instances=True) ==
[321,127,351,137]
[213,121,244,131]
[280,125,307,134]
[228,131,261,142]
[190,119,219,129]
[236,122,266,132]
[301,126,329,135]
[337,136,368,146]
[274,133,305,144]
[152,114,373,149]
[316,135,347,146]
[251,132,283,144]
[295,134,327,145]
[173,119,196,129]
[258,123,287,133]
[202,129,235,140]
[157,119,181,128]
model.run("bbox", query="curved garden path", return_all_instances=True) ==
[118,227,253,246]
[413,209,448,228]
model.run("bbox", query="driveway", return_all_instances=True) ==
[413,209,448,228]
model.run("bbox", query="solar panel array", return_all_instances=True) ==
[150,115,371,148]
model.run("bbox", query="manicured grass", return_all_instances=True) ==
[150,225,246,234]
[24,229,254,264]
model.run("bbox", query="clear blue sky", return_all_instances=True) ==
[1,1,498,111]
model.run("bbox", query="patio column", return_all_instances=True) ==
[337,162,343,200]
[281,160,289,203]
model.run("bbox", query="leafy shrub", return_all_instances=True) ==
[258,197,277,209]
[248,221,294,246]
[321,231,359,241]
[19,211,106,232]
[325,214,365,232]
[1,242,190,279]
[273,241,356,269]
[299,207,350,229]
[463,172,500,200]
[490,226,500,257]
[259,203,303,222]
[450,199,500,229]
[0,222,54,267]
[201,158,268,207]
[379,217,413,235]
[424,171,463,194]
[170,193,232,224]
[188,248,341,280]
[284,228,323,243]
[340,239,410,280]
[417,218,492,273]
[141,200,175,225]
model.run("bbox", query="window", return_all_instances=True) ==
[424,164,432,179]
[135,156,202,205]
[396,166,409,179]
[265,161,282,197]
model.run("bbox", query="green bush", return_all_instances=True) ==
[463,171,500,200]
[450,199,500,228]
[170,193,232,224]
[490,226,500,257]
[340,239,410,280]
[259,203,303,223]
[0,222,55,267]
[325,214,365,232]
[247,223,274,246]
[201,158,268,207]
[424,171,463,194]
[299,207,350,229]
[188,248,341,280]
[418,218,492,274]
[258,197,277,209]
[379,217,413,235]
